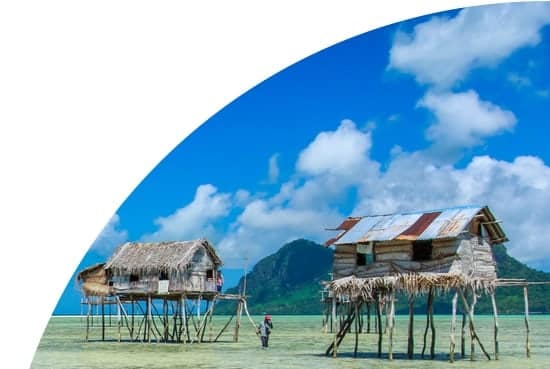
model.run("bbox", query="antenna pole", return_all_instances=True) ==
[242,256,249,297]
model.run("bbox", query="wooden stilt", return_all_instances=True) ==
[332,297,337,357]
[429,291,436,359]
[461,312,466,358]
[85,298,91,341]
[376,295,383,358]
[388,290,395,361]
[450,291,458,362]
[524,286,531,358]
[117,298,121,342]
[163,298,168,342]
[408,294,415,359]
[131,299,135,341]
[147,295,152,343]
[469,290,477,361]
[233,299,242,342]
[457,289,491,360]
[490,292,499,360]
[101,297,105,342]
[354,303,359,358]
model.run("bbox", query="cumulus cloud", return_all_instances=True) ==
[418,90,516,151]
[90,214,128,255]
[388,3,550,87]
[142,184,231,242]
[296,119,375,178]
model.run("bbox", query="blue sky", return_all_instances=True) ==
[56,3,550,314]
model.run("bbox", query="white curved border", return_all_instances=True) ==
[0,1,538,368]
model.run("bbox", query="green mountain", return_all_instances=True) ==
[221,240,550,315]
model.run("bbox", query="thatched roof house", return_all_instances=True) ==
[78,239,223,297]
[325,205,507,290]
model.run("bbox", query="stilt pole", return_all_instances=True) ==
[101,297,105,342]
[407,293,415,359]
[354,302,359,358]
[524,286,531,358]
[450,291,458,362]
[461,312,466,358]
[85,298,91,341]
[457,289,491,360]
[490,292,499,360]
[376,294,383,358]
[388,290,395,361]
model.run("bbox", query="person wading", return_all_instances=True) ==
[258,315,273,349]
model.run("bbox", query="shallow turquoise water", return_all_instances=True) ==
[32,315,550,368]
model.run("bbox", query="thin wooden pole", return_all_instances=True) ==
[332,297,338,357]
[85,298,91,341]
[233,300,242,342]
[461,312,466,358]
[388,290,395,361]
[376,295,383,358]
[469,290,477,361]
[147,295,152,343]
[458,289,491,360]
[450,292,458,362]
[408,294,415,359]
[490,292,499,360]
[524,286,531,358]
[117,298,121,342]
[429,292,436,360]
[163,298,168,342]
[131,299,135,341]
[354,303,359,358]
[101,297,105,342]
[367,303,371,333]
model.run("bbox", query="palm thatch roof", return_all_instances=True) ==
[327,273,496,301]
[76,263,107,284]
[104,239,222,276]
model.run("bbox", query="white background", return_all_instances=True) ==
[0,1,534,368]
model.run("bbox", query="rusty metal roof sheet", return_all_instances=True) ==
[327,205,508,246]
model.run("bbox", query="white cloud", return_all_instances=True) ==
[296,119,374,178]
[90,214,128,255]
[267,153,280,183]
[141,184,231,242]
[389,3,550,87]
[418,89,516,151]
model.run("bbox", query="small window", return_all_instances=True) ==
[356,243,375,266]
[129,274,139,282]
[413,240,432,261]
[206,269,214,279]
[357,252,367,266]
[159,271,169,280]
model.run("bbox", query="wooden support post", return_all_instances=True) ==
[469,290,477,361]
[461,312,466,358]
[429,291,436,359]
[376,295,383,358]
[332,297,337,357]
[101,297,105,342]
[131,299,135,341]
[388,290,395,361]
[163,298,168,343]
[408,294,415,359]
[490,292,499,360]
[332,297,337,334]
[457,289,491,360]
[85,298,91,341]
[354,303,359,358]
[182,296,188,344]
[450,292,458,362]
[117,298,121,342]
[233,300,242,342]
[147,295,152,343]
[524,286,531,358]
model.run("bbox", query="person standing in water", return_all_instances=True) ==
[258,315,273,348]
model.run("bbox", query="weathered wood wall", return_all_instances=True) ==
[332,234,496,279]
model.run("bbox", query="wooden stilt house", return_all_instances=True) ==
[321,205,537,361]
[77,239,253,344]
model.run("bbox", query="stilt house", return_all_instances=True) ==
[325,205,507,281]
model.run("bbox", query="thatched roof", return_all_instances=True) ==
[104,239,222,276]
[76,263,106,283]
[327,273,496,301]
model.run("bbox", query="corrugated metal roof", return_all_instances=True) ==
[327,205,508,246]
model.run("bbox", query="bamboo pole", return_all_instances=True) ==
[101,297,105,342]
[367,303,371,333]
[429,292,436,360]
[163,298,168,342]
[147,295,152,343]
[524,286,531,358]
[85,298,91,341]
[450,292,458,362]
[388,290,395,361]
[461,312,466,358]
[353,302,360,357]
[408,294,415,359]
[490,292,499,360]
[233,300,242,342]
[131,299,135,341]
[457,289,491,360]
[332,297,337,357]
[470,290,477,361]
[117,298,121,342]
[376,295,383,358]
